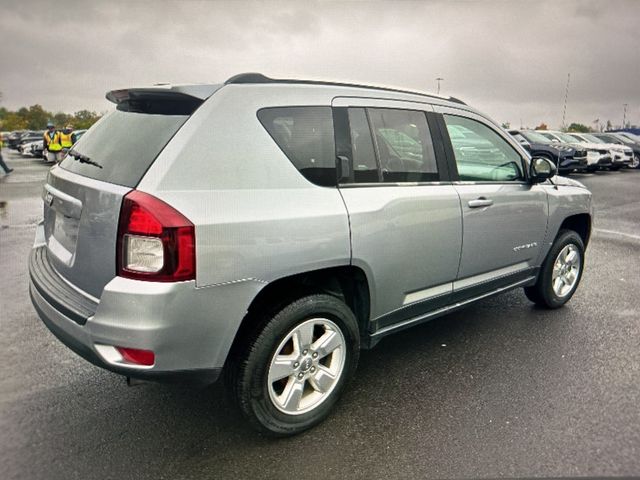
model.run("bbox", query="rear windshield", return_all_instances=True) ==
[59,109,189,188]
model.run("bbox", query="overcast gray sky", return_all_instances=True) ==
[1,0,638,129]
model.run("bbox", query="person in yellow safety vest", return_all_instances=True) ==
[43,122,62,163]
[59,125,76,149]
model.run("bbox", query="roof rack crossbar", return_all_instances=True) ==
[224,72,466,105]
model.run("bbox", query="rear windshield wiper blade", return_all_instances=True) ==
[67,149,103,169]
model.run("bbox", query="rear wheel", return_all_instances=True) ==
[226,294,360,436]
[524,229,585,309]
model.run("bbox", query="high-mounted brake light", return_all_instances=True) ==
[117,190,195,282]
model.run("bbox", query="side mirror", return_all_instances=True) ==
[530,157,557,183]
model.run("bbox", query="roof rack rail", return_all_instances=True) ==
[224,72,466,105]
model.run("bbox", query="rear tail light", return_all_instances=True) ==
[115,347,155,366]
[117,190,195,282]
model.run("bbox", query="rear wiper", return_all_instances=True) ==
[67,149,103,169]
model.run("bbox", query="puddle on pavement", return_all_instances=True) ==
[0,198,43,228]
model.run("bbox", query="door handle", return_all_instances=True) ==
[468,197,493,208]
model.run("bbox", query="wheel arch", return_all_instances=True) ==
[558,213,592,247]
[225,265,372,366]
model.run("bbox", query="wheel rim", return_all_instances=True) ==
[632,154,640,169]
[267,317,346,415]
[552,244,581,298]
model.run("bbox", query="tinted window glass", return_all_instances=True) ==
[347,108,378,183]
[368,109,438,182]
[59,110,189,188]
[444,115,524,182]
[258,107,336,187]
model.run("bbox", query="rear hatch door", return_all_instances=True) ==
[42,85,218,298]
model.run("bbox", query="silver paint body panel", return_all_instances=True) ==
[29,81,593,379]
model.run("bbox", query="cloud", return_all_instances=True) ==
[1,0,638,127]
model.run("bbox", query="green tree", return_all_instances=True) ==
[2,112,28,131]
[72,110,101,129]
[53,112,72,128]
[534,122,548,130]
[567,122,591,133]
[25,104,49,130]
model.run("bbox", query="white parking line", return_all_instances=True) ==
[594,228,640,241]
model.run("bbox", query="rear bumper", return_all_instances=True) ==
[29,244,264,384]
[29,283,221,384]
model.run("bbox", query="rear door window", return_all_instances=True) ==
[367,109,439,182]
[59,109,190,188]
[258,107,337,187]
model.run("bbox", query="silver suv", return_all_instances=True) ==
[29,73,592,435]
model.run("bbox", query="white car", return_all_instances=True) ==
[19,140,40,156]
[568,133,633,170]
[592,132,640,169]
[539,131,611,172]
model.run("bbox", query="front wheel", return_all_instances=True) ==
[524,229,585,309]
[226,294,360,436]
[631,153,640,169]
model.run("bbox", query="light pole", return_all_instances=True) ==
[561,73,570,130]
[622,103,628,128]
[435,77,444,95]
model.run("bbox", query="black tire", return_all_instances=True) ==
[226,294,360,436]
[632,153,640,170]
[524,229,585,309]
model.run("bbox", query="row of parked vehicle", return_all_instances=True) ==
[507,129,640,173]
[2,129,87,161]
[5,125,639,174]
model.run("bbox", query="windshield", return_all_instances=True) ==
[564,133,588,143]
[594,134,622,144]
[619,132,640,143]
[538,132,560,142]
[549,132,577,143]
[521,131,552,144]
[581,133,605,143]
[59,109,190,188]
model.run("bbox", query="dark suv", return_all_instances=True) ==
[508,129,588,174]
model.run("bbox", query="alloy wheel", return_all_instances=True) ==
[552,244,581,297]
[267,318,346,415]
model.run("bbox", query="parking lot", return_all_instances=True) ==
[1,148,639,479]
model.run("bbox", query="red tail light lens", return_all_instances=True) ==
[117,190,195,282]
[115,347,155,366]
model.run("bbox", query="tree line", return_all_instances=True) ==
[0,104,102,131]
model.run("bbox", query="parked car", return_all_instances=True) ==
[29,73,593,436]
[594,132,640,169]
[507,129,587,174]
[566,132,632,170]
[16,132,44,154]
[6,130,32,150]
[539,131,612,172]
[30,140,45,158]
[19,140,41,156]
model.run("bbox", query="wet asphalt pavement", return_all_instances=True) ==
[1,149,639,479]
